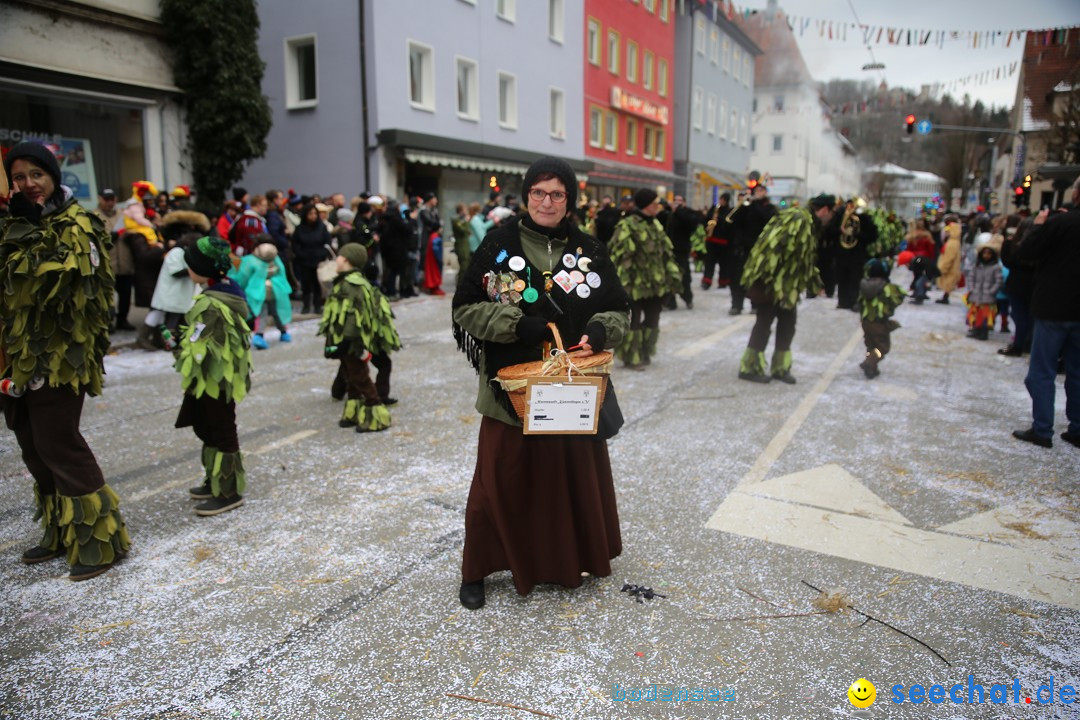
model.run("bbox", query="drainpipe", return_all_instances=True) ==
[359,0,372,190]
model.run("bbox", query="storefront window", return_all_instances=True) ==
[0,89,146,203]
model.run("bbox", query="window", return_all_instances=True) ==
[732,46,741,81]
[627,41,638,83]
[774,94,784,112]
[642,51,654,90]
[752,97,758,112]
[751,135,757,152]
[407,40,434,111]
[643,125,655,159]
[455,57,479,120]
[626,118,638,155]
[659,0,668,22]
[548,0,564,43]
[719,99,727,138]
[498,71,517,128]
[706,94,717,135]
[658,58,668,97]
[743,56,752,86]
[644,0,655,11]
[740,115,748,147]
[722,36,730,73]
[587,18,601,64]
[692,86,704,129]
[549,87,565,139]
[604,111,617,151]
[655,129,664,161]
[730,109,738,140]
[709,28,719,64]
[496,0,515,22]
[772,134,783,152]
[589,106,602,147]
[695,17,706,55]
[285,35,318,109]
[607,30,620,74]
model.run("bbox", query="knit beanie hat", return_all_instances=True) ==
[185,236,233,279]
[634,188,659,209]
[3,141,62,192]
[865,258,890,279]
[336,208,356,224]
[522,156,578,211]
[338,243,368,269]
[809,193,837,210]
[232,186,248,202]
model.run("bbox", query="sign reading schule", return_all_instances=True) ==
[610,87,669,126]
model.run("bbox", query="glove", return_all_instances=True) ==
[583,321,607,352]
[8,193,43,223]
[515,316,553,345]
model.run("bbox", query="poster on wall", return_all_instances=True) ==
[0,134,97,203]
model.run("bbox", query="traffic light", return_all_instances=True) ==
[905,114,916,134]
[747,170,760,190]
[1013,185,1026,207]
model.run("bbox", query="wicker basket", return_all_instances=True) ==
[496,323,612,421]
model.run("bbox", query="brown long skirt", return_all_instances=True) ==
[461,416,622,596]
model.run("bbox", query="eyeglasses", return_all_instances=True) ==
[528,188,568,204]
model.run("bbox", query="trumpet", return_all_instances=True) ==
[725,196,751,223]
[839,197,866,249]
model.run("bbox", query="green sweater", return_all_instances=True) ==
[452,223,628,425]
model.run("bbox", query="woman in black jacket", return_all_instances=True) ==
[291,203,332,313]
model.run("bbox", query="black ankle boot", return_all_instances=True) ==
[459,580,485,610]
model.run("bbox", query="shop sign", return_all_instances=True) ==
[610,87,669,126]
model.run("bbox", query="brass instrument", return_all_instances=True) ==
[725,197,750,223]
[839,197,866,249]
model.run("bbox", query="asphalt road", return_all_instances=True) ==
[1,268,1077,720]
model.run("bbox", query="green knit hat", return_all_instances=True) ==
[338,243,368,269]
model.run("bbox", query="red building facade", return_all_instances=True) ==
[584,0,676,197]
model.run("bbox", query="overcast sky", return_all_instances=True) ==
[742,0,1080,110]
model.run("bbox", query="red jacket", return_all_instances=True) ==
[229,210,267,256]
[907,231,936,260]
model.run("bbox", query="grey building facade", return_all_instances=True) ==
[242,0,586,216]
[672,2,759,209]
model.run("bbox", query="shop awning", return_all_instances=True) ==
[403,149,529,176]
[696,168,744,189]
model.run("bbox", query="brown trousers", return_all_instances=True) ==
[342,354,382,405]
[2,386,105,497]
[175,392,239,452]
[862,320,892,365]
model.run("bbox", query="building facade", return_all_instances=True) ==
[672,0,760,209]
[583,0,675,201]
[0,0,188,202]
[862,162,945,219]
[242,0,587,218]
[739,0,860,204]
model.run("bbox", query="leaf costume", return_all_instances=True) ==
[175,291,253,404]
[319,270,399,431]
[318,271,401,357]
[608,214,683,302]
[0,199,114,395]
[740,206,822,311]
[867,209,905,259]
[857,274,904,378]
[858,279,905,322]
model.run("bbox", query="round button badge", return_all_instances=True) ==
[508,256,526,272]
[562,253,577,269]
[586,272,602,288]
[576,284,591,298]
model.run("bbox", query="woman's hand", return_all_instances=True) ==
[575,334,595,357]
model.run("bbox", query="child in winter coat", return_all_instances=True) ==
[174,236,253,516]
[965,237,1004,341]
[229,235,293,349]
[318,243,401,433]
[140,234,199,350]
[857,258,905,379]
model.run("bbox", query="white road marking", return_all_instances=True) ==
[674,316,752,357]
[738,326,863,486]
[126,429,318,503]
[706,472,1080,610]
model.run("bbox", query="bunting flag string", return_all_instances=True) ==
[729,5,1079,49]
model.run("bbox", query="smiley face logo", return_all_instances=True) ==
[847,678,876,708]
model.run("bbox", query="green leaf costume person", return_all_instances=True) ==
[318,251,400,432]
[1,140,129,578]
[174,236,253,512]
[607,209,683,367]
[857,259,905,379]
[867,208,906,259]
[739,202,828,382]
